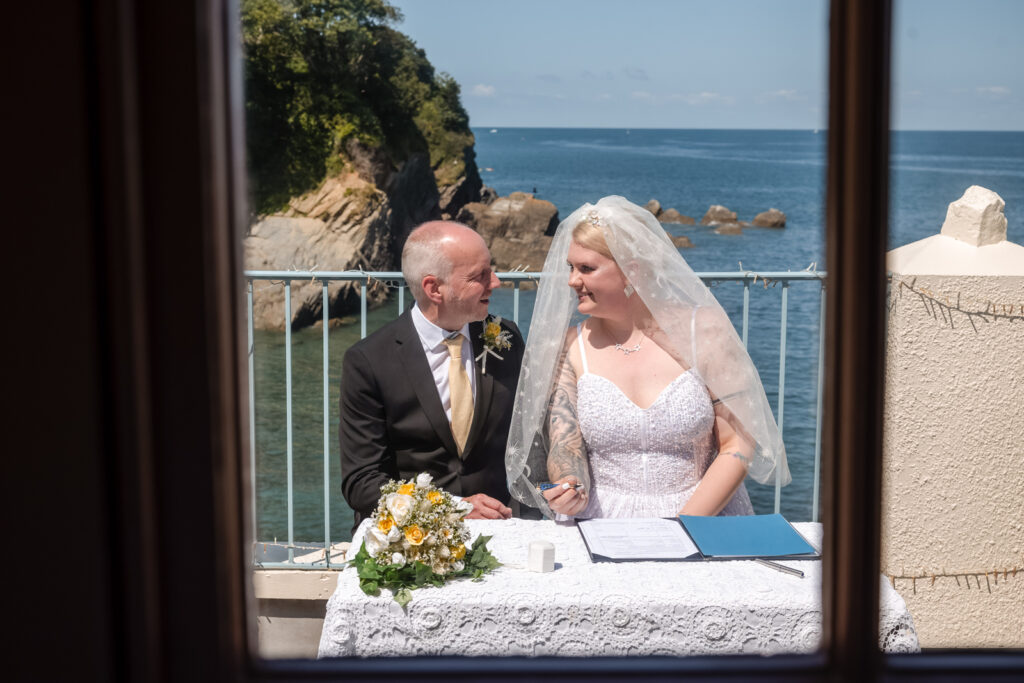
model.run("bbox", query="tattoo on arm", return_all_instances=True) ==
[546,346,591,489]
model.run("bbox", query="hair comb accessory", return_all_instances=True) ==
[585,209,601,226]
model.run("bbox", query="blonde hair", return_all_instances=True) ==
[571,221,614,260]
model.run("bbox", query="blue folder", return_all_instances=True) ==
[678,513,819,559]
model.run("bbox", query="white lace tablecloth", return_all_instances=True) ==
[318,519,919,657]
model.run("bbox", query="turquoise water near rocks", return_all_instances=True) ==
[252,128,1024,543]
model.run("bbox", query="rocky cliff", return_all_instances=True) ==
[246,137,490,330]
[242,0,489,329]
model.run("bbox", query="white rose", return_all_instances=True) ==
[452,561,464,572]
[391,552,406,567]
[416,472,433,489]
[364,526,388,556]
[386,525,401,543]
[438,546,450,559]
[385,493,415,525]
[455,499,474,516]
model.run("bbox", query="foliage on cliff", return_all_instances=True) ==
[242,0,474,214]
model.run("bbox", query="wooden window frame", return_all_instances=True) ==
[28,0,1022,679]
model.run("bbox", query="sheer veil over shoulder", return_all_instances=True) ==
[505,196,790,517]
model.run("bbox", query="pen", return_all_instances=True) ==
[754,558,805,579]
[537,482,583,491]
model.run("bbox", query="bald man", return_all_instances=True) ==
[339,221,525,533]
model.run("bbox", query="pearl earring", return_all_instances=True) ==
[624,284,635,298]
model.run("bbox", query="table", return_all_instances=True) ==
[318,519,919,657]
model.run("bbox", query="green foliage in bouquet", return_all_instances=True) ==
[351,534,500,608]
[348,473,500,607]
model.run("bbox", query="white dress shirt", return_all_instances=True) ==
[410,304,477,421]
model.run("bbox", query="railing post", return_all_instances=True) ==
[360,279,367,339]
[813,280,826,523]
[775,281,789,514]
[742,279,750,349]
[247,279,257,546]
[284,280,294,563]
[513,281,520,326]
[322,281,331,567]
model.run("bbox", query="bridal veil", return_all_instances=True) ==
[505,195,790,516]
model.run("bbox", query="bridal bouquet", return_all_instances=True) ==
[350,473,500,606]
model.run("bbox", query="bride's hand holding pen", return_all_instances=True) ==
[542,476,588,515]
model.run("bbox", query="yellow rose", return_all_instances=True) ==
[398,483,415,496]
[377,516,393,533]
[404,524,426,546]
[485,322,501,338]
[428,490,443,504]
[452,543,466,560]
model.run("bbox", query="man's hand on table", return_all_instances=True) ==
[463,493,512,520]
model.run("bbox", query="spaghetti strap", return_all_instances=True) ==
[575,322,589,374]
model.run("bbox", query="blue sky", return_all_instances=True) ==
[390,0,1023,130]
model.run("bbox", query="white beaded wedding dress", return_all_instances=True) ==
[573,325,754,518]
[506,196,789,516]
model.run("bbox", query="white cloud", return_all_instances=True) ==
[752,89,807,105]
[631,90,655,101]
[672,91,735,106]
[471,84,496,97]
[976,86,1010,97]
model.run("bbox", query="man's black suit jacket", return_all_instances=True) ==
[339,310,525,532]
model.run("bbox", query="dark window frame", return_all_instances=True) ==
[50,0,1024,680]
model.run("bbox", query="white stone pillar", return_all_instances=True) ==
[883,185,1024,648]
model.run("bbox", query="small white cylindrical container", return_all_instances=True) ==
[527,540,555,572]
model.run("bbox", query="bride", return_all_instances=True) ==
[505,196,789,518]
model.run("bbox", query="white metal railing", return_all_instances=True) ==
[245,270,826,569]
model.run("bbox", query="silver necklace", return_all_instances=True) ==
[614,334,644,356]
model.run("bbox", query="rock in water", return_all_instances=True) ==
[671,235,695,248]
[713,223,744,235]
[457,192,559,271]
[245,153,440,330]
[701,205,738,225]
[752,208,787,228]
[660,208,696,225]
[940,185,1007,246]
[644,199,663,217]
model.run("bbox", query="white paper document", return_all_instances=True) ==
[577,517,700,561]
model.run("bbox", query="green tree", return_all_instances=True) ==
[242,0,474,214]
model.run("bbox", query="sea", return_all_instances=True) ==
[251,128,1024,543]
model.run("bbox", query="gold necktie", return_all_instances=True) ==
[443,335,474,457]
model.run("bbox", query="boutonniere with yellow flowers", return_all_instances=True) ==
[350,472,500,607]
[475,315,513,374]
